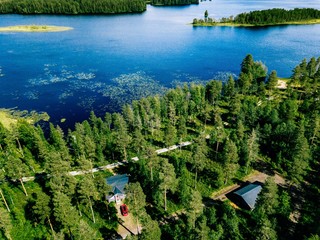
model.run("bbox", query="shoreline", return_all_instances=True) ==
[192,19,320,27]
[0,108,50,129]
[0,25,73,32]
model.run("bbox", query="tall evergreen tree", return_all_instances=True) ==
[32,192,55,236]
[245,129,260,173]
[4,145,30,196]
[267,70,278,90]
[192,135,207,189]
[222,139,239,184]
[77,176,100,223]
[53,192,80,237]
[158,159,177,211]
[186,189,203,229]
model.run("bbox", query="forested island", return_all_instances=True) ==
[0,0,146,14]
[0,0,200,15]
[151,0,198,6]
[0,55,319,239]
[193,8,320,27]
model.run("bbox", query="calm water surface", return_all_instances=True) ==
[0,0,320,128]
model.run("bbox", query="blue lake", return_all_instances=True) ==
[0,0,320,128]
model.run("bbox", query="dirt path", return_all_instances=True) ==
[21,141,193,182]
[116,201,140,239]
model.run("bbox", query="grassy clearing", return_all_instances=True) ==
[0,25,73,32]
[192,19,320,27]
[0,108,50,129]
[0,110,18,129]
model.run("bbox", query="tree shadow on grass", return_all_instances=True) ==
[252,160,275,176]
[99,226,122,240]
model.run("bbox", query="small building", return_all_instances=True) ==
[232,183,262,210]
[106,174,129,204]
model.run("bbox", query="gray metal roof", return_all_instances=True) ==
[106,174,129,195]
[234,183,262,209]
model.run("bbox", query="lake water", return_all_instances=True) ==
[0,0,320,129]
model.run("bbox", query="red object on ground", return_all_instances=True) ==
[120,204,129,216]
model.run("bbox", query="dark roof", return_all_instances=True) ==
[233,183,262,209]
[106,174,129,195]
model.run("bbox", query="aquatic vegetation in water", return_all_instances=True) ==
[0,66,4,77]
[28,64,97,87]
[75,72,96,80]
[59,91,74,100]
[98,71,168,107]
[212,71,237,82]
[23,64,245,114]
[24,63,236,117]
[24,91,39,100]
[77,96,96,111]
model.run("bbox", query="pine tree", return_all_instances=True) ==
[53,192,80,237]
[192,135,207,189]
[267,70,278,90]
[222,139,239,184]
[186,189,203,229]
[77,176,100,223]
[158,159,177,211]
[4,145,30,196]
[32,192,55,236]
[246,129,260,174]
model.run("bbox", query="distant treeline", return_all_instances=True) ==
[151,0,198,6]
[234,8,320,24]
[0,0,146,14]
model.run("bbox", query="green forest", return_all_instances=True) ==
[234,8,320,25]
[0,55,320,239]
[0,0,146,14]
[193,8,320,26]
[0,0,200,14]
[151,0,198,7]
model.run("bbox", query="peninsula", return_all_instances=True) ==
[0,25,73,32]
[193,8,320,27]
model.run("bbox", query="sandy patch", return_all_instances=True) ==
[116,201,141,239]
[0,25,73,32]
